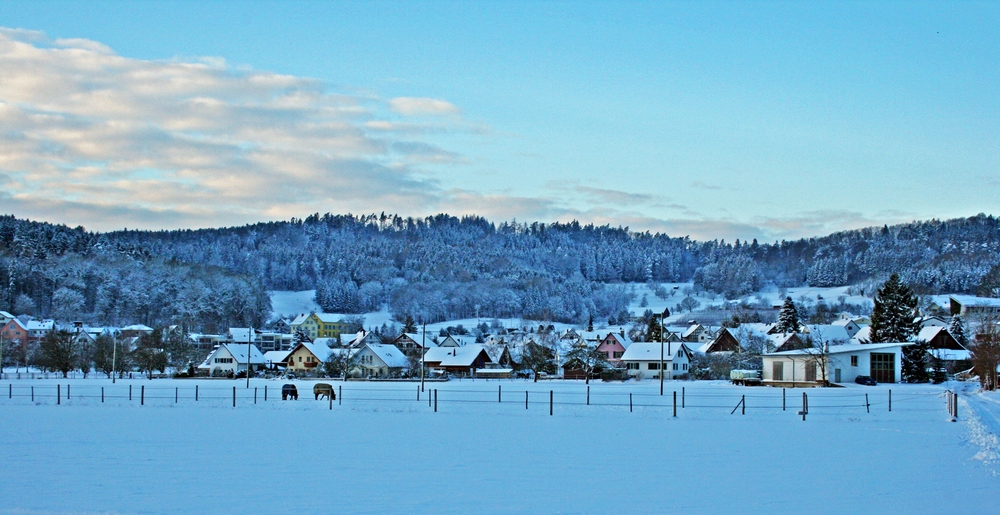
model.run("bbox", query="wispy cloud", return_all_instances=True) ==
[388,97,460,116]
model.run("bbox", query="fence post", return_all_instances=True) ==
[339,385,342,406]
[682,387,685,409]
[264,385,267,402]
[549,390,553,416]
[254,387,258,405]
[673,391,677,417]
[329,391,332,410]
[67,384,70,399]
[888,389,891,412]
[742,394,745,415]
[434,389,438,413]
[57,384,61,405]
[102,387,104,403]
[176,387,178,403]
[801,392,808,421]
[587,385,590,406]
[233,386,236,408]
[31,386,34,402]
[9,383,11,399]
[129,385,132,401]
[782,388,786,411]
[629,393,633,412]
[499,385,502,403]
[196,385,199,401]
[865,393,869,414]
[141,385,145,406]
[953,391,959,420]
[525,391,528,409]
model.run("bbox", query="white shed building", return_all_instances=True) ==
[198,343,266,376]
[620,342,692,380]
[762,342,911,387]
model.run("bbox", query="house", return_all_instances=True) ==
[289,312,350,340]
[393,332,437,355]
[682,324,713,343]
[762,342,911,386]
[769,332,810,352]
[119,324,153,339]
[345,330,383,348]
[353,343,409,377]
[0,311,14,327]
[423,345,493,376]
[436,335,462,348]
[620,342,692,380]
[829,319,863,339]
[197,343,266,377]
[916,326,964,351]
[224,328,292,353]
[596,331,633,364]
[262,350,292,370]
[26,320,55,343]
[949,295,1000,317]
[701,328,741,353]
[284,341,336,373]
[0,319,28,344]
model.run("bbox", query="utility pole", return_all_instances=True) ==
[420,320,426,393]
[660,339,664,396]
[246,326,253,388]
[111,333,117,384]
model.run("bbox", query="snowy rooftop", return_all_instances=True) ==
[365,344,409,368]
[950,295,1000,308]
[620,342,682,362]
[424,345,491,367]
[766,342,911,356]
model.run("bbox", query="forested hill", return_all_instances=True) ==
[1,213,999,330]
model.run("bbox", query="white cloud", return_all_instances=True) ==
[388,97,460,116]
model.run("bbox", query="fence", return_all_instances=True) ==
[2,381,953,420]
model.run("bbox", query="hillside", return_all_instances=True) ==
[1,213,998,329]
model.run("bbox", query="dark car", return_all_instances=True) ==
[855,375,877,386]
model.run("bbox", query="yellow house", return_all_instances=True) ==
[284,341,337,373]
[290,313,349,340]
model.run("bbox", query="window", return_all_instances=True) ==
[613,351,623,359]
[772,362,784,381]
[850,355,858,367]
[683,364,688,371]
[672,363,678,370]
[648,363,658,370]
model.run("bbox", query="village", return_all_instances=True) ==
[1,292,993,390]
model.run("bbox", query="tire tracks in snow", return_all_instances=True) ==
[957,385,1000,475]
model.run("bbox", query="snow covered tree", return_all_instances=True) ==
[643,309,663,342]
[901,340,929,383]
[977,262,1000,298]
[132,332,168,380]
[930,353,947,384]
[775,297,800,334]
[520,340,556,382]
[92,334,116,378]
[869,274,920,343]
[563,342,610,384]
[402,315,417,334]
[679,296,700,313]
[949,315,968,347]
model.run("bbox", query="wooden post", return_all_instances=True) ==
[254,387,258,405]
[329,391,333,410]
[673,391,677,417]
[525,391,528,409]
[549,390,553,416]
[888,389,891,412]
[129,385,132,401]
[175,387,178,403]
[741,394,745,415]
[499,385,502,403]
[434,389,438,413]
[101,387,104,403]
[264,385,268,401]
[682,387,685,408]
[417,385,420,401]
[196,385,199,401]
[783,388,786,411]
[629,393,633,412]
[339,385,342,405]
[67,384,70,399]
[8,384,10,399]
[953,392,958,419]
[865,393,870,413]
[141,385,144,406]
[801,392,808,421]
[587,385,590,406]
[232,386,236,408]
[31,386,34,402]
[57,384,61,405]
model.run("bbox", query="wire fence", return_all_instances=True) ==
[1,381,956,420]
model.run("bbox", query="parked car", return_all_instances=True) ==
[855,375,877,386]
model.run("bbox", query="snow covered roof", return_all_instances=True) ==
[804,324,852,342]
[950,295,1000,308]
[400,332,437,348]
[263,350,291,364]
[916,326,945,343]
[121,324,153,332]
[26,320,54,331]
[620,342,682,362]
[682,325,702,339]
[199,343,266,368]
[766,342,911,356]
[364,344,408,368]
[603,332,633,348]
[423,345,492,367]
[296,341,336,362]
[851,326,873,343]
[290,313,310,325]
[228,328,257,343]
[0,311,14,320]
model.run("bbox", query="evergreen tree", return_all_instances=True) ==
[977,262,1000,298]
[901,340,929,383]
[949,315,968,347]
[930,353,947,384]
[775,297,800,334]
[402,315,417,334]
[563,342,610,384]
[644,309,663,342]
[869,274,920,343]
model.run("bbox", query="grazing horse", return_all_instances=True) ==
[313,383,335,400]
[281,384,298,400]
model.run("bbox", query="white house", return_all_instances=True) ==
[354,343,409,377]
[620,342,692,380]
[197,343,266,376]
[762,342,911,387]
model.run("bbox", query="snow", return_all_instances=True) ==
[268,290,321,318]
[1,378,996,514]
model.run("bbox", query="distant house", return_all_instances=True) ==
[949,295,1000,317]
[436,335,462,348]
[701,328,741,353]
[768,332,811,352]
[289,313,349,340]
[393,332,437,355]
[620,342,692,380]
[262,350,292,370]
[423,345,492,376]
[762,342,910,386]
[682,324,713,343]
[354,343,409,377]
[119,324,153,339]
[345,330,383,348]
[26,320,55,343]
[197,343,266,377]
[0,311,14,327]
[0,319,28,344]
[284,341,336,374]
[596,332,633,364]
[829,319,863,339]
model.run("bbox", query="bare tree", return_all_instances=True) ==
[563,341,610,384]
[969,315,1000,391]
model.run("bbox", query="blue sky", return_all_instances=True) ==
[0,1,997,240]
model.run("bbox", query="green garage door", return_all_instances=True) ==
[870,353,895,383]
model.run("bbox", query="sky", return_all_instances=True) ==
[0,1,997,241]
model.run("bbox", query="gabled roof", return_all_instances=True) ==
[850,326,872,343]
[602,332,633,348]
[950,295,1000,308]
[228,328,257,343]
[199,343,265,368]
[423,344,492,367]
[0,311,14,320]
[121,324,153,332]
[292,341,336,363]
[766,342,911,356]
[362,344,409,368]
[263,350,291,365]
[397,332,437,348]
[26,320,54,331]
[682,324,702,339]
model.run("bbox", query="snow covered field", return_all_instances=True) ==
[1,378,997,514]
